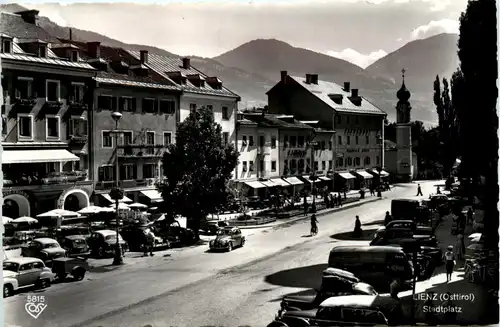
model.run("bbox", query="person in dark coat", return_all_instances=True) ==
[444,245,455,282]
[416,184,423,196]
[467,207,474,225]
[384,211,393,226]
[353,215,362,238]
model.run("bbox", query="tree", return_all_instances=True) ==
[158,106,239,239]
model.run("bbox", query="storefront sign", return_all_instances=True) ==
[345,148,371,153]
[287,149,308,157]
[3,190,31,200]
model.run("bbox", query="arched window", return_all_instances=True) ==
[347,157,353,166]
[355,157,361,166]
[364,156,371,165]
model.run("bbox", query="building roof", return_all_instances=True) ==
[241,113,313,130]
[0,12,57,42]
[127,50,239,99]
[1,52,95,70]
[286,75,386,116]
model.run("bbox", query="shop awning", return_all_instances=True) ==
[380,170,390,177]
[336,172,356,180]
[140,190,163,202]
[283,177,304,185]
[100,194,133,203]
[355,171,373,179]
[271,178,291,187]
[301,175,313,183]
[3,149,79,164]
[260,180,276,187]
[319,176,332,181]
[244,181,266,189]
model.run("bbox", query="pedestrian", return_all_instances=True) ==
[467,207,474,225]
[303,198,309,217]
[353,215,362,238]
[455,233,465,261]
[416,183,423,196]
[389,279,399,299]
[384,211,393,226]
[436,186,441,194]
[443,245,455,282]
[338,194,343,207]
[370,185,375,196]
[143,228,155,257]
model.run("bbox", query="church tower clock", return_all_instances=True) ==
[395,69,413,182]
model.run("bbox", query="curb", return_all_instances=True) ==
[239,196,385,230]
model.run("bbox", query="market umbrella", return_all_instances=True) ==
[467,243,485,251]
[37,209,81,218]
[2,216,13,224]
[128,202,148,209]
[109,203,131,211]
[78,206,114,215]
[12,216,38,224]
[468,233,482,242]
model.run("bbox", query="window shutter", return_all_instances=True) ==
[133,165,137,179]
[132,98,137,112]
[141,99,146,114]
[98,167,104,182]
[154,100,158,114]
[112,97,117,111]
[119,97,124,112]
[120,166,125,181]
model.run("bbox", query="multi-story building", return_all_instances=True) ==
[267,71,388,191]
[1,9,96,217]
[61,40,182,205]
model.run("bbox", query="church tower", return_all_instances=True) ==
[395,69,413,182]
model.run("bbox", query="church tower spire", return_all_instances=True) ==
[395,68,413,182]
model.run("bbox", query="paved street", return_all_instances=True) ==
[5,181,435,327]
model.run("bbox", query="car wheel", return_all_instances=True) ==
[3,284,13,298]
[227,242,233,252]
[72,268,86,281]
[37,278,50,289]
[241,238,245,247]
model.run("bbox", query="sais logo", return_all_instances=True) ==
[25,295,47,319]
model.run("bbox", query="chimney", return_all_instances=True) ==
[305,74,312,84]
[280,70,287,83]
[140,50,148,64]
[87,42,101,58]
[311,74,319,84]
[182,57,191,69]
[351,89,359,97]
[69,28,73,41]
[343,82,350,92]
[17,10,39,24]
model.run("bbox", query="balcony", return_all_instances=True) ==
[118,144,167,158]
[257,146,271,156]
[95,178,157,190]
[68,100,88,111]
[13,97,37,110]
[69,135,88,145]
[43,100,63,111]
[3,170,91,191]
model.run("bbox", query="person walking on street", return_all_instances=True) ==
[444,245,455,282]
[143,228,155,257]
[303,199,309,217]
[416,183,423,196]
[384,211,393,226]
[467,207,474,225]
[455,233,465,261]
[353,215,362,238]
[310,214,318,236]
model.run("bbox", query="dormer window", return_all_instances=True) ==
[71,50,79,62]
[200,80,205,88]
[2,39,12,54]
[39,45,47,58]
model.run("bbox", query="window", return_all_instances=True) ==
[337,158,344,167]
[322,161,326,171]
[122,131,133,145]
[223,132,229,145]
[259,135,265,147]
[271,161,277,172]
[17,114,33,139]
[102,131,113,148]
[98,165,114,181]
[298,159,305,171]
[2,39,12,53]
[16,77,32,99]
[163,132,172,145]
[146,132,155,155]
[69,117,87,137]
[338,136,342,145]
[71,83,85,103]
[242,161,248,172]
[98,95,114,110]
[329,160,333,170]
[271,136,277,148]
[290,159,297,170]
[249,161,254,172]
[222,106,229,120]
[284,135,289,147]
[290,136,297,147]
[120,97,135,112]
[71,50,79,62]
[143,164,157,179]
[347,157,353,166]
[321,141,326,150]
[159,100,175,114]
[120,164,137,181]
[329,141,333,150]
[314,161,319,171]
[347,136,351,145]
[189,103,197,113]
[242,135,247,146]
[366,135,369,144]
[143,98,157,114]
[46,80,60,102]
[355,157,361,166]
[298,136,305,147]
[336,115,341,124]
[39,45,47,58]
[249,135,254,146]
[32,261,44,269]
[364,157,371,165]
[355,136,359,145]
[259,160,264,172]
[46,115,60,139]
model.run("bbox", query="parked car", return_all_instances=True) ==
[371,227,438,247]
[199,219,223,235]
[385,220,433,236]
[3,257,54,297]
[391,198,430,222]
[88,230,128,258]
[51,257,89,281]
[155,221,197,246]
[280,268,378,311]
[269,295,391,327]
[21,238,67,262]
[209,226,245,252]
[120,225,169,251]
[59,235,90,256]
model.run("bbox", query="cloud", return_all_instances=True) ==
[326,48,387,68]
[411,19,459,39]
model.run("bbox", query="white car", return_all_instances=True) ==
[3,257,54,297]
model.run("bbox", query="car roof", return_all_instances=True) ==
[330,245,404,253]
[5,257,43,265]
[95,230,116,236]
[33,238,58,244]
[320,295,378,308]
[390,220,414,224]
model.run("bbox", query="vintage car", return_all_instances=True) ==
[21,238,67,262]
[371,227,438,247]
[391,198,430,222]
[385,220,433,236]
[154,220,197,246]
[3,257,54,297]
[209,226,245,252]
[59,235,90,256]
[269,295,393,327]
[280,268,378,311]
[120,224,169,251]
[88,230,128,258]
[52,257,89,281]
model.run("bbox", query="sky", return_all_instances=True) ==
[19,0,467,68]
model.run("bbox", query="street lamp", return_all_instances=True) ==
[111,111,123,265]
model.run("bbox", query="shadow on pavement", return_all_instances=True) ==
[362,219,385,227]
[89,264,124,274]
[330,228,378,241]
[265,264,327,289]
[301,235,313,238]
